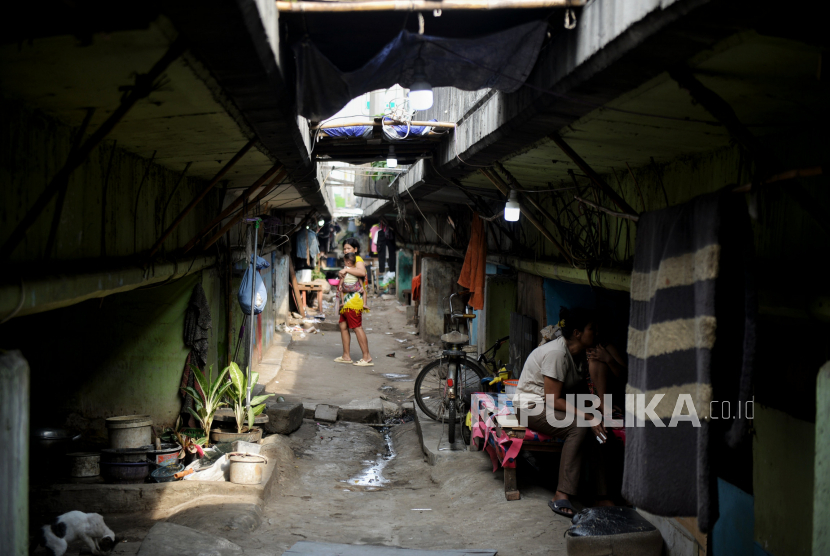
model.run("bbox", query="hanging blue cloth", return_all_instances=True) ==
[323,126,373,138]
[296,229,320,261]
[382,117,438,138]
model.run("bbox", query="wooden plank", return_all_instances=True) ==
[284,541,497,555]
[508,312,536,378]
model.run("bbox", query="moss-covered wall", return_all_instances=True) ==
[0,98,224,264]
[0,270,227,437]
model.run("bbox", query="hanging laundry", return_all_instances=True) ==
[296,228,320,265]
[457,214,487,310]
[622,189,756,533]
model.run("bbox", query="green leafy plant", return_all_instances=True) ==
[182,364,232,444]
[227,362,274,434]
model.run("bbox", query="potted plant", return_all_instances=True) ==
[210,362,273,443]
[182,364,231,447]
[162,416,206,466]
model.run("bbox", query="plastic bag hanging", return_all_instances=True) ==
[238,264,267,315]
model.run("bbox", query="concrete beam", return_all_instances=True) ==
[0,254,216,320]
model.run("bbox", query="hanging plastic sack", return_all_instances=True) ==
[238,264,267,315]
[252,254,270,270]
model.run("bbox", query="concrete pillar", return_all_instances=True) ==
[418,258,462,343]
[478,274,517,367]
[272,252,290,325]
[396,249,413,305]
[815,361,830,554]
[1,351,29,556]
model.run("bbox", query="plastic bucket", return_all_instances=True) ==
[105,415,152,450]
[147,443,181,467]
[504,379,519,396]
[326,257,336,267]
[296,269,312,283]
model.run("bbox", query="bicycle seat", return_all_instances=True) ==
[441,330,469,344]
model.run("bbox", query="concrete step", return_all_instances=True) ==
[412,403,467,466]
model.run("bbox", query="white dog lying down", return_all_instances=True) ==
[37,511,116,556]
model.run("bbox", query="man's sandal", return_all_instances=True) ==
[353,359,374,367]
[549,499,577,519]
[333,357,353,364]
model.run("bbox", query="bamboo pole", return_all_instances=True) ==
[0,38,187,261]
[313,120,456,130]
[277,0,586,12]
[480,168,573,265]
[731,166,823,194]
[147,139,256,260]
[182,164,284,254]
[575,195,640,221]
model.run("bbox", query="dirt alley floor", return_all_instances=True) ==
[60,296,575,555]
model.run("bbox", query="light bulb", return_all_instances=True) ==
[409,87,433,111]
[386,146,398,168]
[409,57,433,110]
[504,190,520,222]
[318,219,325,226]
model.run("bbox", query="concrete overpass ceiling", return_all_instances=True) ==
[1,21,272,188]
[452,31,822,193]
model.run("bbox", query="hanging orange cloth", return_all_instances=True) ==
[411,273,422,301]
[458,214,487,310]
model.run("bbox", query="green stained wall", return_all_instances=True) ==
[753,405,815,556]
[482,274,517,367]
[0,271,226,438]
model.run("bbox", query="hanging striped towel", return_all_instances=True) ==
[622,189,756,533]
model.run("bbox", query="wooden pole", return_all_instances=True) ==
[0,37,187,261]
[277,0,586,12]
[146,139,256,260]
[732,166,823,194]
[200,169,289,251]
[182,164,283,254]
[548,133,639,218]
[575,195,640,221]
[313,120,457,130]
[480,168,573,265]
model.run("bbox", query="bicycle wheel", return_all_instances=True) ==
[414,357,488,421]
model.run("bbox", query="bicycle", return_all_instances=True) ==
[412,293,509,445]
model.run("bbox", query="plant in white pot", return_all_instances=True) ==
[217,362,273,442]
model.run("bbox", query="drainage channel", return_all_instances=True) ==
[343,427,396,490]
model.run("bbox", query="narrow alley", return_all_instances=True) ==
[1,1,827,556]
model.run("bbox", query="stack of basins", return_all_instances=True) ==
[99,415,180,483]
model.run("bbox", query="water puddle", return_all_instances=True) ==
[381,373,413,382]
[344,428,395,487]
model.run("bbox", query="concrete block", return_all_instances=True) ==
[303,403,317,419]
[314,404,339,423]
[418,258,463,343]
[264,401,304,435]
[338,399,383,423]
[137,522,243,556]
